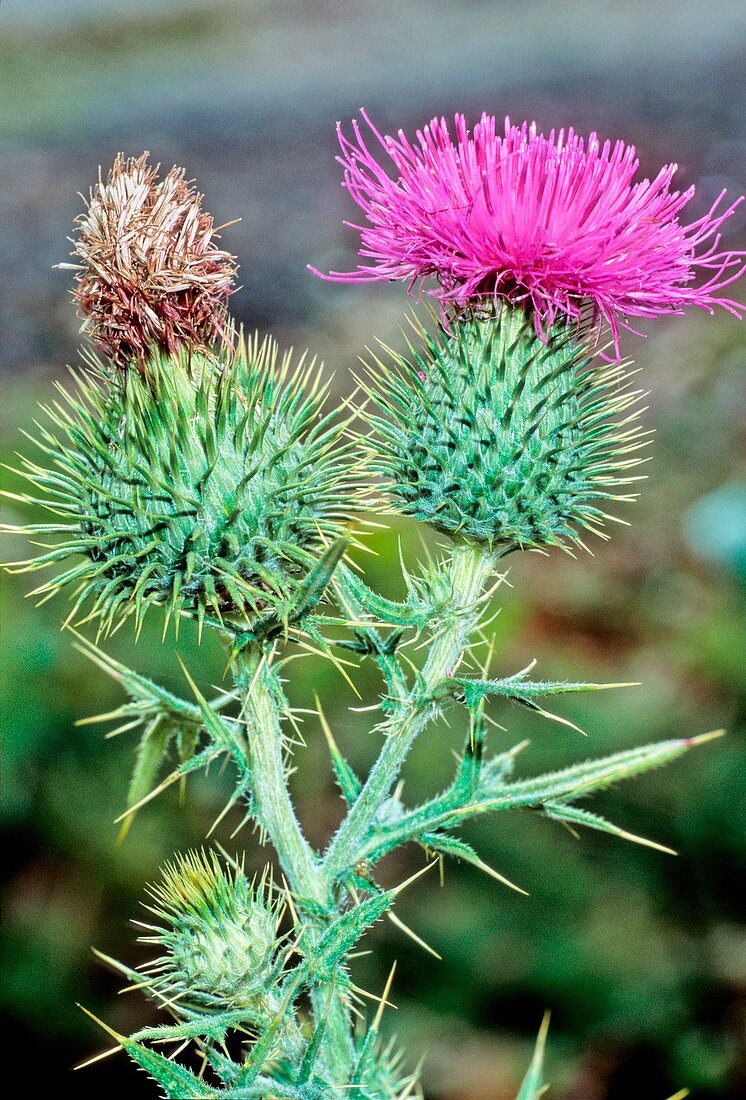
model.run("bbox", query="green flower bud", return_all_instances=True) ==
[4,335,359,634]
[365,306,646,551]
[142,851,280,1013]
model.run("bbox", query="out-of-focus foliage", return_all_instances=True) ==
[1,2,744,1098]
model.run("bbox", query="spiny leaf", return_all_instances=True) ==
[177,656,250,770]
[232,538,351,654]
[282,536,349,623]
[223,1080,321,1099]
[230,967,307,1089]
[453,669,637,710]
[309,891,396,982]
[120,718,173,838]
[131,1008,253,1044]
[489,731,724,808]
[352,961,399,1084]
[72,630,204,725]
[123,1040,220,1098]
[314,691,361,806]
[336,562,434,629]
[78,1006,218,1098]
[296,985,335,1084]
[543,801,677,855]
[422,832,528,895]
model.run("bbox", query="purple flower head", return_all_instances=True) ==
[312,111,744,351]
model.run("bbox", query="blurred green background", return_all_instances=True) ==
[1,2,745,1097]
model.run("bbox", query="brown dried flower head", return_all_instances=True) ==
[67,152,238,369]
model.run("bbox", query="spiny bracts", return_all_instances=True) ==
[363,305,647,550]
[139,851,281,1015]
[3,335,359,634]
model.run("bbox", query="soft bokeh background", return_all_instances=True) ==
[1,2,745,1097]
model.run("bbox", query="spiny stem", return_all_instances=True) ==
[323,540,499,887]
[233,645,356,1081]
[234,646,325,907]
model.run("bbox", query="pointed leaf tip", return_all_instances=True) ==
[685,729,725,747]
[516,1012,550,1100]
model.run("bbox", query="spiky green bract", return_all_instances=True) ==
[363,304,646,550]
[140,850,283,1017]
[3,334,359,635]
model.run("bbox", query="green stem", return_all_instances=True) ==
[235,646,325,907]
[231,545,496,1083]
[323,541,498,888]
[233,645,355,1081]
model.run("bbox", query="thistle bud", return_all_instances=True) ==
[141,851,280,1013]
[68,152,237,369]
[366,305,646,551]
[5,335,358,634]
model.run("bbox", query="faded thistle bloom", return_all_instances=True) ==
[314,112,744,349]
[5,155,361,637]
[67,152,237,368]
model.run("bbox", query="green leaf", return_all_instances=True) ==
[233,538,350,653]
[71,630,204,725]
[453,668,636,710]
[131,1008,255,1045]
[117,717,175,837]
[296,988,335,1084]
[178,656,250,771]
[79,1006,218,1098]
[285,536,349,621]
[123,1039,220,1098]
[309,891,395,982]
[422,833,528,895]
[336,563,430,628]
[127,718,172,811]
[230,967,307,1090]
[543,801,677,855]
[314,692,361,806]
[224,1081,322,1099]
[488,731,724,809]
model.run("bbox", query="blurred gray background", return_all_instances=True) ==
[1,3,745,1098]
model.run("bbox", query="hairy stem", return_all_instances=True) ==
[232,545,497,1084]
[323,540,498,887]
[235,647,325,907]
[234,646,356,1081]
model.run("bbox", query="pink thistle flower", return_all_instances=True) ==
[312,112,744,351]
[65,152,238,369]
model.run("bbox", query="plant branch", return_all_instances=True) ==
[233,646,325,908]
[354,731,718,865]
[233,645,357,1083]
[322,540,500,887]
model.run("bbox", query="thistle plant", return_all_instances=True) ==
[2,124,743,1098]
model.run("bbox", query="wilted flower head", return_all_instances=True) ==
[68,152,237,368]
[314,112,744,349]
